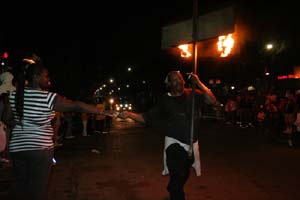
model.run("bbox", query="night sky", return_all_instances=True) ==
[0,0,299,98]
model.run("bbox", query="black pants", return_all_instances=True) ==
[9,148,54,200]
[95,119,105,133]
[166,143,194,200]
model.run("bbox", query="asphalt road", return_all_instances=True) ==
[1,118,300,200]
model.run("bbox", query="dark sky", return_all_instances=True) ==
[0,0,299,98]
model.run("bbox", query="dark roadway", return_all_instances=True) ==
[1,118,300,200]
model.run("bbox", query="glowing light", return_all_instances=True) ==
[178,44,191,58]
[3,52,8,59]
[22,58,35,64]
[277,75,287,80]
[52,158,57,165]
[217,33,234,57]
[247,86,255,91]
[277,74,300,80]
[266,44,273,50]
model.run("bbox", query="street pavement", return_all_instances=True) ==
[1,118,300,200]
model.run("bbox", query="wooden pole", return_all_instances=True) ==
[189,0,198,157]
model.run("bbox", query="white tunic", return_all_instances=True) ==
[162,136,201,176]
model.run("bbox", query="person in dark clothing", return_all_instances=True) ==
[118,71,216,200]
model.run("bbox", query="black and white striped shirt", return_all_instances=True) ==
[9,88,57,152]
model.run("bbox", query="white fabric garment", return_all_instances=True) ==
[162,136,201,176]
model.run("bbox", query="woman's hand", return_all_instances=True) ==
[102,110,120,118]
[188,73,201,84]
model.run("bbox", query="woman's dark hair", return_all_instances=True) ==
[15,61,46,122]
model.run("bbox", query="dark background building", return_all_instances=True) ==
[0,0,299,105]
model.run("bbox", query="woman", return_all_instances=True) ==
[6,59,109,200]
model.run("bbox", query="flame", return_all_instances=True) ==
[178,44,191,58]
[217,33,234,57]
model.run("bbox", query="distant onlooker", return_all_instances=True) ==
[283,90,297,147]
[256,105,266,129]
[224,97,237,124]
[0,71,16,164]
[103,97,112,134]
[52,111,63,147]
[81,112,89,136]
[94,97,106,134]
[64,112,75,139]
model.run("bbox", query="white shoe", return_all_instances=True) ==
[288,139,293,147]
[91,149,101,154]
[0,157,10,163]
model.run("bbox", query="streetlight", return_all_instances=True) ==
[266,43,273,50]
